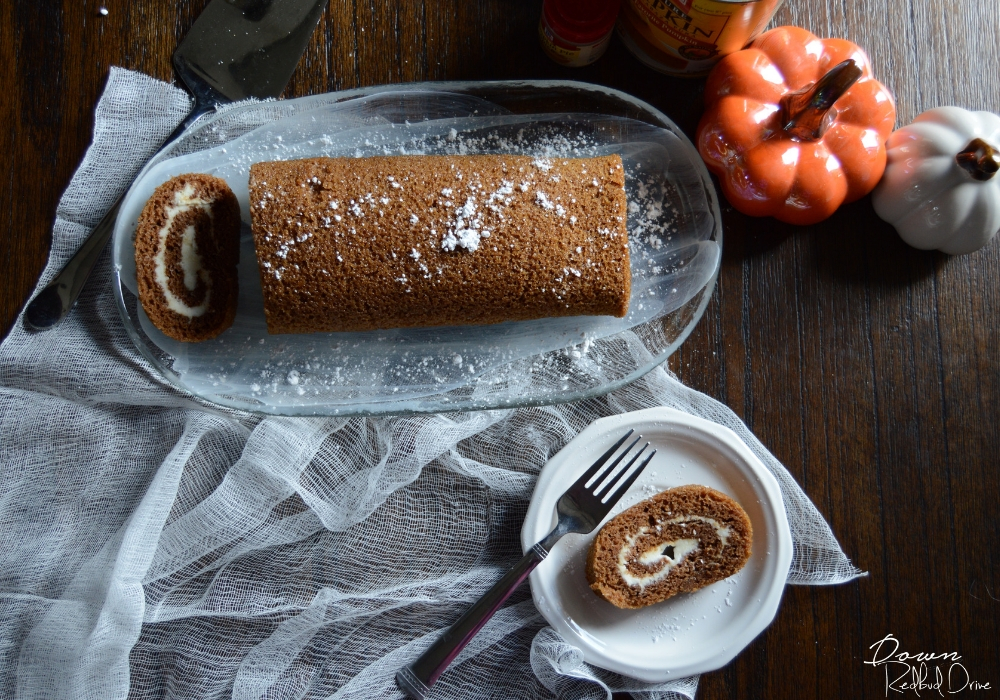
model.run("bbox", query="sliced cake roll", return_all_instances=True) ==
[586,485,752,609]
[248,154,629,334]
[134,173,241,342]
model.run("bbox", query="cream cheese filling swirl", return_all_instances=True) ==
[153,183,214,317]
[615,515,731,591]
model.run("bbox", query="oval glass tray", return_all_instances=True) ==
[113,81,722,416]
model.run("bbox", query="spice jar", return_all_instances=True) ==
[539,0,622,68]
[617,0,783,76]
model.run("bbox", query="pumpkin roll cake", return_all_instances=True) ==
[248,154,630,334]
[587,485,753,609]
[134,173,241,342]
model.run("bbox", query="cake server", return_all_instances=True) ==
[396,430,656,700]
[23,0,329,331]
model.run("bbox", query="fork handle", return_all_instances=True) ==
[396,544,548,699]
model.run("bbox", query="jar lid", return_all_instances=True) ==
[543,0,622,45]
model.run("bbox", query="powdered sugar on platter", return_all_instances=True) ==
[112,86,721,415]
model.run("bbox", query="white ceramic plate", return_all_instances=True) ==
[521,407,792,682]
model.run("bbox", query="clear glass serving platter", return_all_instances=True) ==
[112,81,722,416]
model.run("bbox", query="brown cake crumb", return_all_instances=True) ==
[586,485,752,609]
[248,154,629,334]
[134,173,240,342]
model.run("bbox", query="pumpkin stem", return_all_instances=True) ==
[956,138,1000,181]
[781,59,864,141]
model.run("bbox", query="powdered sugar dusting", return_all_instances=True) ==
[535,191,555,210]
[441,196,486,252]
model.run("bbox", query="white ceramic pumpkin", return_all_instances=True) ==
[872,106,1000,255]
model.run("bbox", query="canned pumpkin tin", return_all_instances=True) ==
[617,0,783,76]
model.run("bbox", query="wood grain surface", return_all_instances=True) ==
[2,1,999,698]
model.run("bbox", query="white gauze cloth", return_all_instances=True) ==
[0,68,862,700]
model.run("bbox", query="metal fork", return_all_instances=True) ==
[396,430,656,699]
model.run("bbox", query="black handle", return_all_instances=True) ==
[396,545,546,699]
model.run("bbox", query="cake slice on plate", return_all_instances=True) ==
[134,173,241,342]
[586,485,753,609]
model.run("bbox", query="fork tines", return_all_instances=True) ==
[579,429,657,503]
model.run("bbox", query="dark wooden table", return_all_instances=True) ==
[3,1,998,698]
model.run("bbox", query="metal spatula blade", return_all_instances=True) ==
[174,0,328,106]
[23,0,328,332]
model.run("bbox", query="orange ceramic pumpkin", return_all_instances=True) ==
[696,26,897,225]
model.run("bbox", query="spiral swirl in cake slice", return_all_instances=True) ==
[134,173,240,342]
[586,485,752,609]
